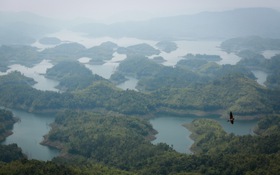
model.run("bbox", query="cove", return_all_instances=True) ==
[150,115,259,154]
[1,109,60,161]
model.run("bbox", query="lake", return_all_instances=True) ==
[251,70,268,86]
[1,109,60,161]
[0,31,268,158]
[150,115,258,154]
[0,60,60,92]
[262,50,280,59]
[2,31,268,91]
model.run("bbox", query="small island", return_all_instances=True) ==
[45,61,104,91]
[156,41,178,53]
[110,72,128,85]
[117,43,160,56]
[82,41,118,65]
[0,45,41,68]
[183,53,222,62]
[152,56,166,64]
[220,36,280,53]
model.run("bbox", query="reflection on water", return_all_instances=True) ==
[1,109,60,161]
[150,116,259,154]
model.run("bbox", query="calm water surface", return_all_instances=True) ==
[251,70,268,86]
[262,50,280,59]
[0,60,59,92]
[150,116,195,154]
[1,109,60,160]
[150,116,258,154]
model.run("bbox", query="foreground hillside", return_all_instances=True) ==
[0,61,280,174]
[1,109,280,174]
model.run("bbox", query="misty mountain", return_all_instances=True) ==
[1,8,280,45]
[73,8,280,40]
[0,12,62,45]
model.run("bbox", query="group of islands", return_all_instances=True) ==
[0,35,280,174]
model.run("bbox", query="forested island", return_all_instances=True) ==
[155,41,178,53]
[220,36,280,53]
[117,43,160,56]
[183,53,222,62]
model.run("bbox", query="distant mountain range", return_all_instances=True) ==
[0,12,62,45]
[72,8,280,40]
[1,8,280,45]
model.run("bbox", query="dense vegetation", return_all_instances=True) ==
[137,66,203,91]
[183,117,280,174]
[0,159,82,175]
[0,45,40,69]
[153,74,274,115]
[220,37,280,90]
[2,64,280,117]
[109,71,128,84]
[44,111,166,169]
[220,36,280,53]
[83,41,118,64]
[264,55,280,89]
[117,43,160,56]
[183,53,222,62]
[0,109,17,141]
[2,69,278,117]
[45,61,105,91]
[40,42,86,62]
[116,55,163,79]
[1,110,280,174]
[1,34,280,174]
[155,41,178,53]
[116,54,256,92]
[236,50,266,68]
[0,72,156,115]
[0,144,26,163]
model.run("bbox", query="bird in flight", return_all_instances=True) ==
[228,111,234,124]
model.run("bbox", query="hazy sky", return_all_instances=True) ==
[0,0,280,23]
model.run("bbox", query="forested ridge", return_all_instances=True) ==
[0,70,278,116]
[0,109,17,141]
[2,111,279,174]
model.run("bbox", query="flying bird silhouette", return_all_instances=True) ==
[228,111,234,124]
